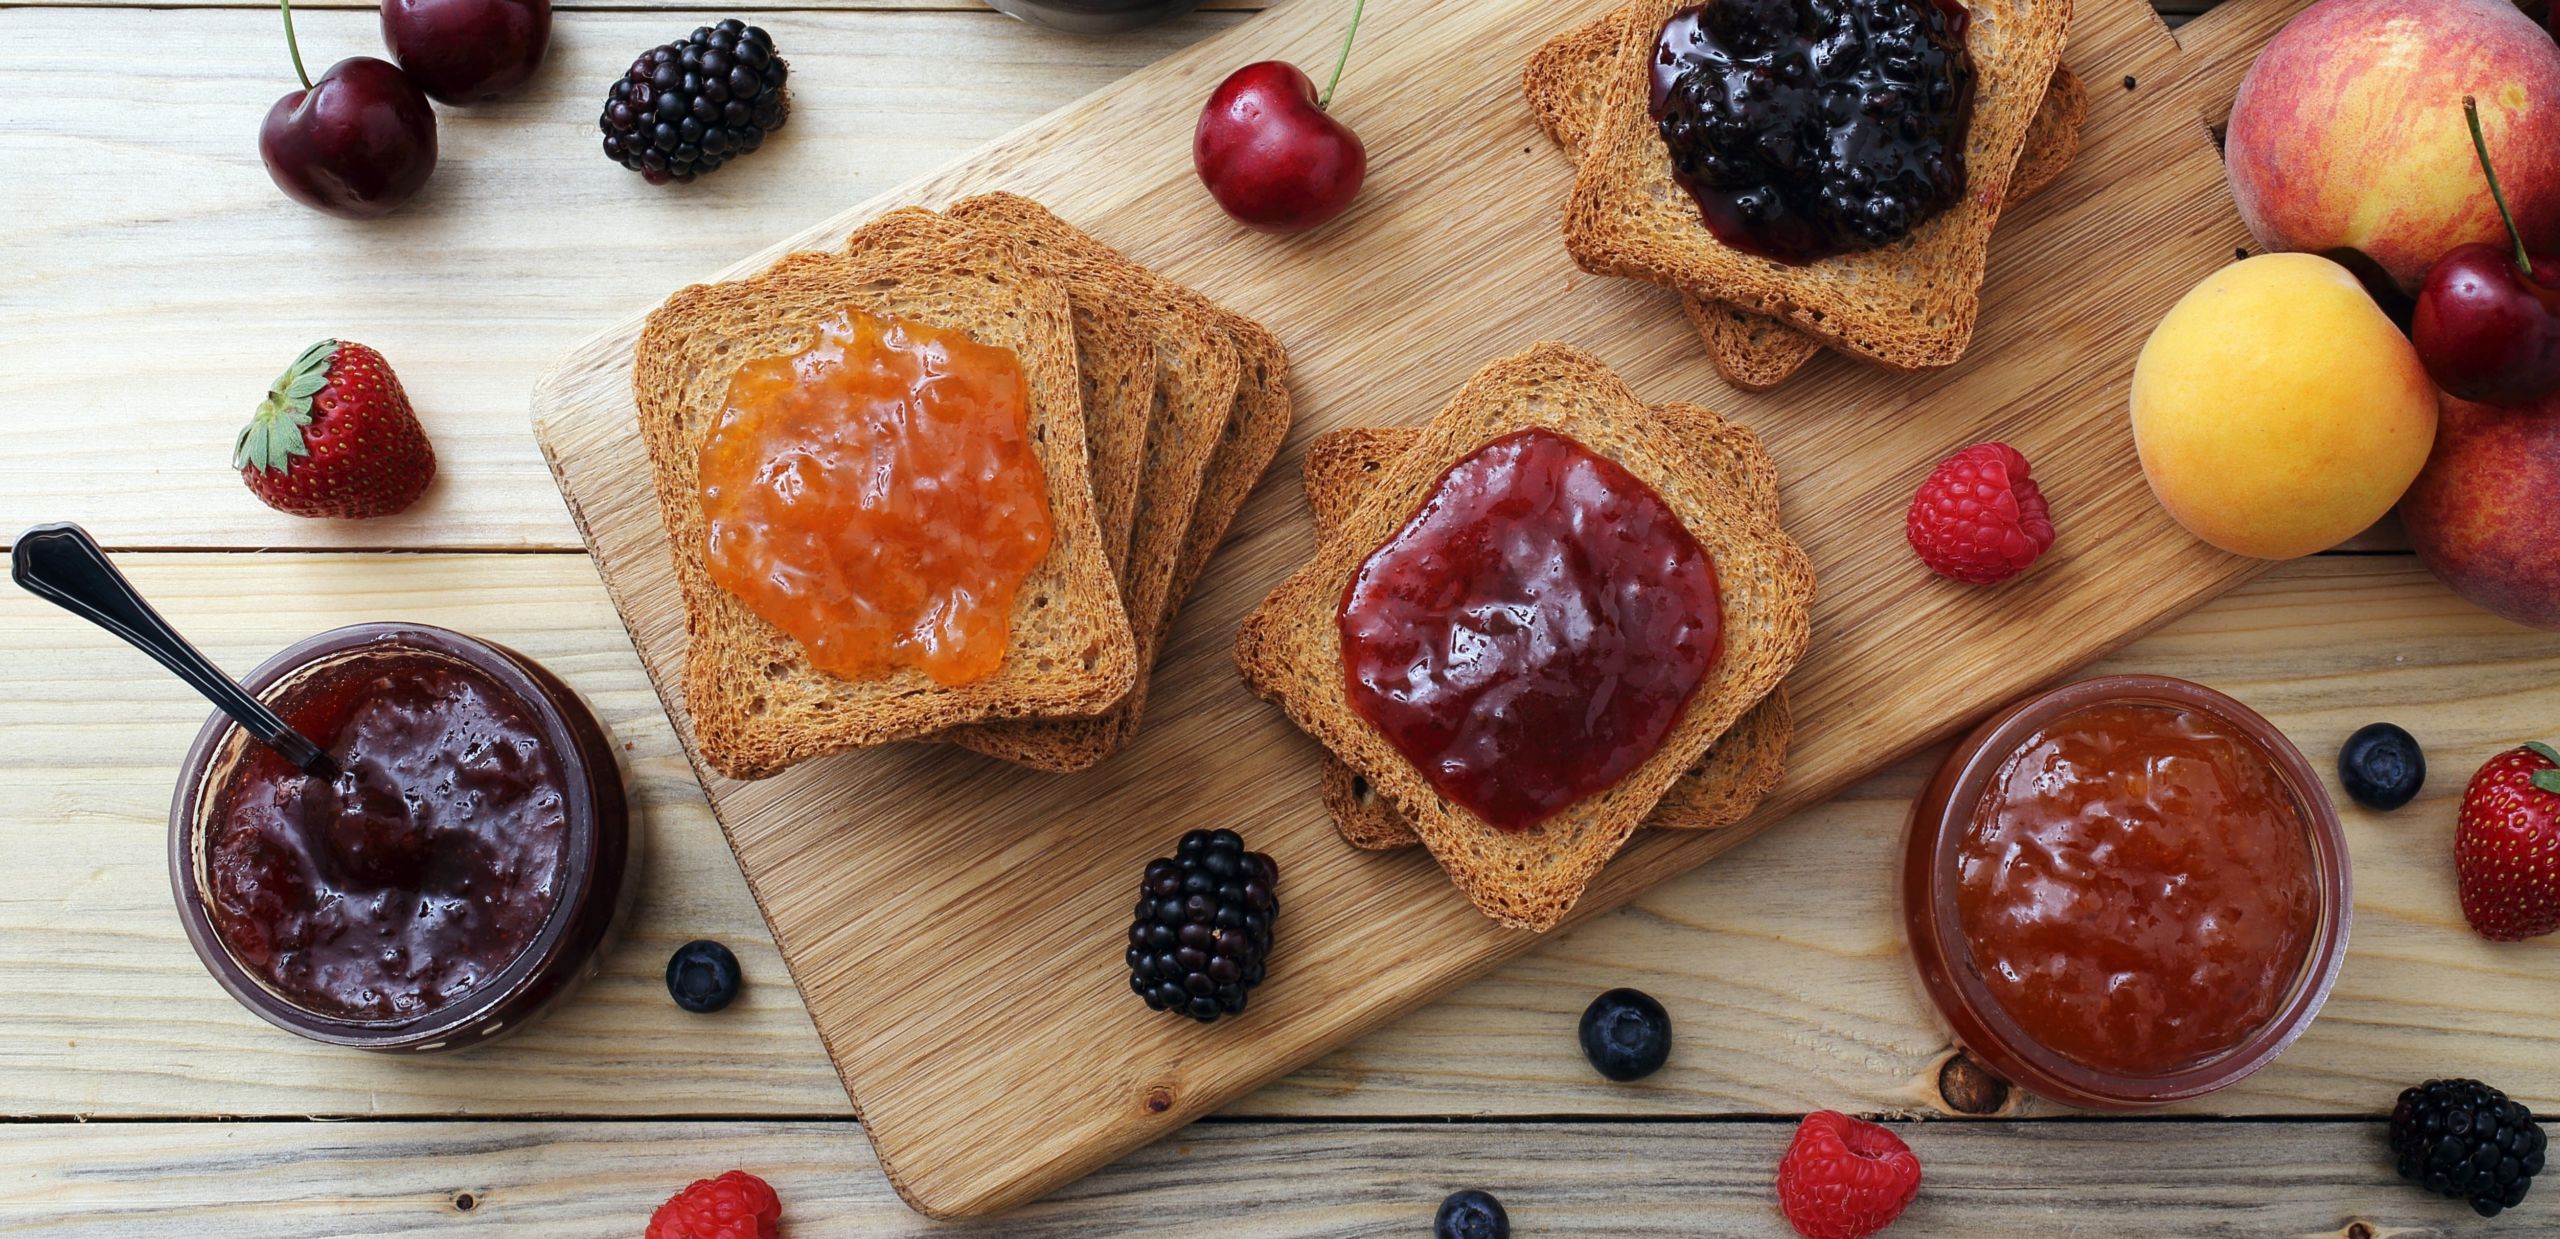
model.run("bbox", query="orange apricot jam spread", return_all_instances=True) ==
[1954,701,2319,1077]
[697,310,1052,686]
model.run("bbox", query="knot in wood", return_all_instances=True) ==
[1936,1050,2011,1115]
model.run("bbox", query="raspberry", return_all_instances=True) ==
[1775,1111,1922,1239]
[646,1170,782,1239]
[1905,442,2055,585]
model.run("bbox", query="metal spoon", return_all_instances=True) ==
[12,522,336,778]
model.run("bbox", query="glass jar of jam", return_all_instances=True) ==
[1900,675,2351,1110]
[983,0,1204,34]
[167,624,637,1053]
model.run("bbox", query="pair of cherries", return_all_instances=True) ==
[2413,98,2560,410]
[259,0,552,220]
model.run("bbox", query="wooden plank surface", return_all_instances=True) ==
[0,1117,2512,1237]
[7,553,2555,1124]
[530,0,2298,1213]
[7,0,2556,1229]
[0,6,1242,552]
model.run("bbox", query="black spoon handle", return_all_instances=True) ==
[11,523,335,777]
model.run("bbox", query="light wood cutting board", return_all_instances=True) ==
[534,0,2308,1216]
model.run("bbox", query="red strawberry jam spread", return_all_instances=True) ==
[1336,428,1724,831]
[697,310,1053,686]
[204,653,570,1022]
[1955,701,2321,1077]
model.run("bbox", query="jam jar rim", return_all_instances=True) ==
[167,622,627,1052]
[1898,674,2353,1111]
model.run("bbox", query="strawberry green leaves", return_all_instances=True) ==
[235,339,337,474]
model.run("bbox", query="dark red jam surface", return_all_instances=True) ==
[205,654,570,1022]
[1650,0,1976,264]
[1336,429,1724,832]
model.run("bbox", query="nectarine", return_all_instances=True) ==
[2226,0,2560,292]
[2402,391,2560,630]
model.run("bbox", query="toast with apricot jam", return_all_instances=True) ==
[1300,412,1795,851]
[1235,343,1812,931]
[635,230,1137,781]
[946,193,1295,765]
[1561,0,2073,374]
[833,209,1245,774]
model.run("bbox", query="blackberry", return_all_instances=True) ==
[598,19,789,185]
[1650,0,1975,264]
[2390,1078,2545,1217]
[1125,829,1277,1023]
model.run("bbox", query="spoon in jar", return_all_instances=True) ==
[12,522,337,778]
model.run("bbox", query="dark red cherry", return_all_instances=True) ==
[2414,243,2560,407]
[380,0,552,106]
[2411,97,2560,409]
[258,1,436,220]
[1194,4,1369,235]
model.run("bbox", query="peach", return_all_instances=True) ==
[2132,254,2438,560]
[2401,391,2560,630]
[2226,0,2560,292]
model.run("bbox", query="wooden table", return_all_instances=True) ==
[4,0,2555,1233]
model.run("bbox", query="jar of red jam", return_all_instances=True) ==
[168,624,636,1053]
[1900,675,2351,1109]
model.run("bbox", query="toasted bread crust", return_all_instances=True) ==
[1526,7,2084,391]
[636,231,1138,780]
[1557,0,2074,373]
[948,194,1296,766]
[849,209,1246,772]
[1302,411,1794,851]
[1235,344,1814,931]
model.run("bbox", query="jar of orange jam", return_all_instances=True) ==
[1901,676,2352,1109]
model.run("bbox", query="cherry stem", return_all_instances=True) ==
[279,0,313,90]
[1319,0,1367,111]
[2466,95,2531,273]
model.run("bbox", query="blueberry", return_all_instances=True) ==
[666,940,743,1013]
[2339,723,2426,811]
[1579,988,1672,1082]
[1434,1189,1510,1239]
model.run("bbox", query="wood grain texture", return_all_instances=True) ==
[0,6,1241,552]
[526,0,2367,1214]
[0,1117,2529,1237]
[5,555,2554,1125]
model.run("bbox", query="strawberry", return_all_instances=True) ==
[235,340,435,519]
[1775,1111,1923,1239]
[2456,741,2560,943]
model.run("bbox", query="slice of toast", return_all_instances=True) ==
[1562,0,2074,373]
[884,208,1246,772]
[636,230,1138,780]
[1302,414,1795,851]
[1235,343,1814,931]
[947,193,1296,753]
[1526,5,2086,390]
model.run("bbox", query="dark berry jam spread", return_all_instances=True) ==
[1650,0,1976,264]
[1335,429,1724,832]
[205,654,570,1021]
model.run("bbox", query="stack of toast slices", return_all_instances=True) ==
[1237,343,1815,932]
[634,193,1293,782]
[1534,1,2082,391]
